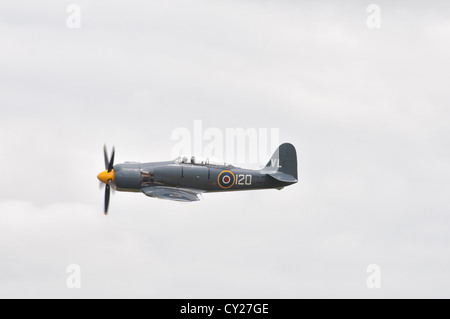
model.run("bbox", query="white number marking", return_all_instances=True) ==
[237,174,252,185]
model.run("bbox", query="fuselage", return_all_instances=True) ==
[113,161,294,193]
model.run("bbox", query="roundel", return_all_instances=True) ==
[217,170,235,189]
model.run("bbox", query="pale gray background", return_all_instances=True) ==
[0,0,449,298]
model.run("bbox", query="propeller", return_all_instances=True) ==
[97,145,115,215]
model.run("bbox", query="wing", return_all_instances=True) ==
[141,186,202,202]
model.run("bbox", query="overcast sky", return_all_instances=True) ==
[1,0,450,298]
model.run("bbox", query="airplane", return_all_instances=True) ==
[97,143,298,215]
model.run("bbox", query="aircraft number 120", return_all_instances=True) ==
[237,174,252,185]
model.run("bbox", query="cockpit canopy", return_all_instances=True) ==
[173,155,230,167]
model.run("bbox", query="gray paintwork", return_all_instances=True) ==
[100,143,297,205]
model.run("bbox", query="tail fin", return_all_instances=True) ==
[263,143,298,182]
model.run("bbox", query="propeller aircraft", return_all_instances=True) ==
[97,143,298,215]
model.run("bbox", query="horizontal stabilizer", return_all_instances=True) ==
[267,172,297,183]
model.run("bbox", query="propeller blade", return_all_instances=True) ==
[103,144,109,171]
[108,146,115,172]
[104,184,110,215]
[109,180,116,194]
[101,144,115,215]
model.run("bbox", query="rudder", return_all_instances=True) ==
[263,143,298,181]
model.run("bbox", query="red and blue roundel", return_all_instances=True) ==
[217,170,235,189]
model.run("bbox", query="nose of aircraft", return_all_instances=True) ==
[97,170,115,184]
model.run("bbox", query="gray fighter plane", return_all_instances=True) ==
[97,143,298,215]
